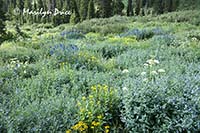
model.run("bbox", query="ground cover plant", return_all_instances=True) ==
[0,10,200,133]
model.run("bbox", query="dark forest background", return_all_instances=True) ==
[1,0,200,25]
[0,0,200,43]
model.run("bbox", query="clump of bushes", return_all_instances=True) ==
[152,34,179,46]
[0,43,40,63]
[157,10,200,26]
[60,29,85,39]
[120,28,166,40]
[120,58,200,132]
[96,43,131,59]
[76,16,129,35]
[121,80,200,132]
[49,43,79,62]
[67,84,120,132]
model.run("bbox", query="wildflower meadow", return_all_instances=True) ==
[0,10,200,132]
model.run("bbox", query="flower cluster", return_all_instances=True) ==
[141,59,166,82]
[76,52,100,69]
[71,121,88,132]
[67,84,118,132]
[7,58,29,77]
[49,44,79,56]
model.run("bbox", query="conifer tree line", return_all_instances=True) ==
[0,0,199,26]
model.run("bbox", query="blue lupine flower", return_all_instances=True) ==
[49,44,79,56]
[60,29,85,39]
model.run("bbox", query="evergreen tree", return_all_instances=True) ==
[153,0,164,14]
[16,0,24,23]
[0,0,6,44]
[70,0,80,24]
[62,0,71,23]
[97,0,112,18]
[87,0,95,19]
[38,0,44,9]
[113,0,124,15]
[80,0,89,21]
[127,0,133,16]
[24,0,32,23]
[16,0,24,10]
[135,0,142,15]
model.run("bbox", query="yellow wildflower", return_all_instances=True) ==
[82,96,86,101]
[89,95,94,99]
[103,85,108,91]
[97,84,101,88]
[72,121,88,131]
[80,108,85,113]
[105,125,110,129]
[66,129,71,133]
[88,112,92,115]
[91,86,96,91]
[77,101,81,106]
[89,100,94,104]
[91,121,100,126]
[105,129,109,133]
[97,115,103,119]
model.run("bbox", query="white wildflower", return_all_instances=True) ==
[146,59,154,65]
[154,59,160,64]
[141,72,147,76]
[122,87,128,91]
[122,69,129,73]
[158,69,165,73]
[143,78,148,82]
[192,37,198,41]
[151,71,158,75]
[146,59,159,65]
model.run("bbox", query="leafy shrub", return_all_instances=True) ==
[0,43,40,63]
[121,77,200,132]
[72,51,104,71]
[60,29,85,39]
[187,30,200,41]
[120,28,166,40]
[4,95,77,132]
[5,59,39,79]
[107,36,137,45]
[49,43,79,62]
[76,16,129,35]
[152,34,178,46]
[121,58,200,132]
[157,10,200,26]
[98,24,128,35]
[96,43,131,59]
[36,23,54,29]
[85,33,106,44]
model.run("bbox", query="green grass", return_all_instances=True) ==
[0,10,200,132]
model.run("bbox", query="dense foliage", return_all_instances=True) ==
[0,10,200,132]
[2,0,200,25]
[0,0,7,44]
